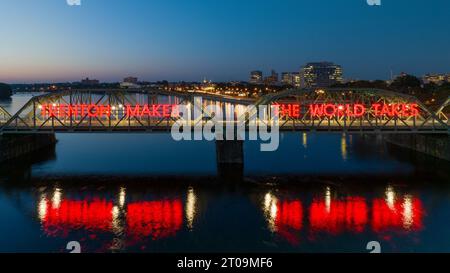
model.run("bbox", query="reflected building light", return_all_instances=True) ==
[341,134,348,161]
[271,201,278,223]
[186,187,197,230]
[111,205,125,236]
[112,206,120,222]
[325,187,332,213]
[52,188,62,209]
[111,206,120,226]
[264,193,271,210]
[119,187,126,208]
[38,194,48,222]
[372,195,424,233]
[385,186,396,210]
[302,133,308,148]
[402,195,413,229]
[235,105,245,117]
[263,192,278,232]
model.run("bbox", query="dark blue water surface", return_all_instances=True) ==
[1,94,450,253]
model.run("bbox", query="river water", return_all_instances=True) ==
[0,93,449,253]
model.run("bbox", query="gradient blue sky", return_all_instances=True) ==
[1,0,449,83]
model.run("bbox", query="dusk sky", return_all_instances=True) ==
[1,0,449,83]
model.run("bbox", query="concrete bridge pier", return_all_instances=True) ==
[215,140,244,180]
[0,133,57,163]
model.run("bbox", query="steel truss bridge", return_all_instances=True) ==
[0,88,448,134]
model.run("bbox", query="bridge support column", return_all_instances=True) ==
[0,133,57,163]
[215,140,244,180]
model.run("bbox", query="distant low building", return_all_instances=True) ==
[120,76,141,88]
[200,78,216,92]
[120,82,141,89]
[423,74,448,85]
[81,77,100,85]
[123,77,138,84]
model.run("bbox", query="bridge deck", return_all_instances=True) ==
[1,120,448,134]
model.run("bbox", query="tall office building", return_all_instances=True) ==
[281,72,301,87]
[292,72,301,87]
[250,71,263,84]
[264,70,279,85]
[281,72,293,85]
[300,62,343,88]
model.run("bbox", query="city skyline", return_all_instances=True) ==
[1,0,450,83]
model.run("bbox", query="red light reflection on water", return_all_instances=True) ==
[372,197,424,233]
[264,191,425,244]
[39,197,184,241]
[309,197,368,234]
[41,199,113,237]
[126,200,183,240]
[275,201,303,245]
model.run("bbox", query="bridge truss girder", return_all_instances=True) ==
[0,89,248,133]
[252,88,449,133]
[0,88,448,134]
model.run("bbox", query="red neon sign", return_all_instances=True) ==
[40,104,178,118]
[276,103,420,118]
[41,104,112,118]
[371,103,420,118]
[125,104,176,118]
[309,104,366,118]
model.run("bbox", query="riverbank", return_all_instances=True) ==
[384,134,450,161]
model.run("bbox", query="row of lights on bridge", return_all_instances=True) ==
[38,104,126,110]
